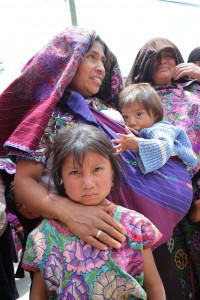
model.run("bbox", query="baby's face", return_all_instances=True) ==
[121,103,156,132]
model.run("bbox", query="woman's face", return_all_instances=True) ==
[69,41,106,97]
[152,49,176,85]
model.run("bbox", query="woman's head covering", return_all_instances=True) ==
[0,27,123,157]
[126,37,185,85]
[187,46,200,63]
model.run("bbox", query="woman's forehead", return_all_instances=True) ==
[159,48,174,56]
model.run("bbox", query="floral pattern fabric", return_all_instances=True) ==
[22,205,161,299]
[155,80,200,174]
[155,80,200,300]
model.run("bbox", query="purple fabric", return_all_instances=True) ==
[0,28,193,249]
[67,92,193,248]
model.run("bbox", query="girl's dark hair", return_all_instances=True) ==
[118,82,164,122]
[50,124,121,201]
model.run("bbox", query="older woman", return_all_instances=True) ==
[126,37,200,300]
[0,30,194,298]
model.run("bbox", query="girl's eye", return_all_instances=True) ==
[94,167,103,172]
[69,170,80,175]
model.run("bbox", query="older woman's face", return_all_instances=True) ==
[152,49,176,85]
[69,41,106,97]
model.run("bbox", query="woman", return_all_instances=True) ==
[0,29,193,298]
[187,46,200,66]
[126,37,200,300]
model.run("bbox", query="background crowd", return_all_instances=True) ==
[0,26,199,300]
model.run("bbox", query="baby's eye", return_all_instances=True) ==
[122,115,128,120]
[136,112,143,117]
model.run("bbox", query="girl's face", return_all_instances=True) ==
[121,102,156,132]
[69,41,106,97]
[152,49,176,85]
[61,150,113,205]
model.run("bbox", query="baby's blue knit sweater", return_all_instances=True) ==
[137,121,197,174]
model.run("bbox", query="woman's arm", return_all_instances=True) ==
[188,199,200,223]
[14,160,126,250]
[30,272,48,300]
[143,248,166,300]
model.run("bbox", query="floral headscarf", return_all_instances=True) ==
[0,27,123,157]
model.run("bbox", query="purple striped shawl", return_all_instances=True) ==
[66,92,193,248]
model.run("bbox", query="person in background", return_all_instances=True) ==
[187,46,200,66]
[112,82,197,174]
[126,36,200,300]
[0,171,18,300]
[184,47,200,223]
[0,28,194,299]
[22,124,166,300]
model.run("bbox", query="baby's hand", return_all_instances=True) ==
[112,126,139,153]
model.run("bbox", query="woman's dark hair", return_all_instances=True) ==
[118,82,164,122]
[187,46,200,63]
[50,124,122,201]
[88,35,107,56]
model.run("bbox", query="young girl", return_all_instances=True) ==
[22,124,166,300]
[113,82,197,174]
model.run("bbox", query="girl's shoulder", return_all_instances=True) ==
[113,205,162,248]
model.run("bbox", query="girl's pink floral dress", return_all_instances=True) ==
[22,205,161,299]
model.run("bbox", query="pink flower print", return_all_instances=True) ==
[60,274,89,300]
[113,247,143,276]
[175,105,189,115]
[121,212,143,243]
[32,228,47,263]
[92,270,146,299]
[63,240,109,274]
[111,75,123,97]
[44,246,64,296]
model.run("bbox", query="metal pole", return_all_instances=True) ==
[69,0,78,26]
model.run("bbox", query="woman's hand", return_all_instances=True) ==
[173,63,200,81]
[58,198,127,250]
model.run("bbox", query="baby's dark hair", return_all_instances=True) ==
[118,82,164,122]
[50,124,122,201]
